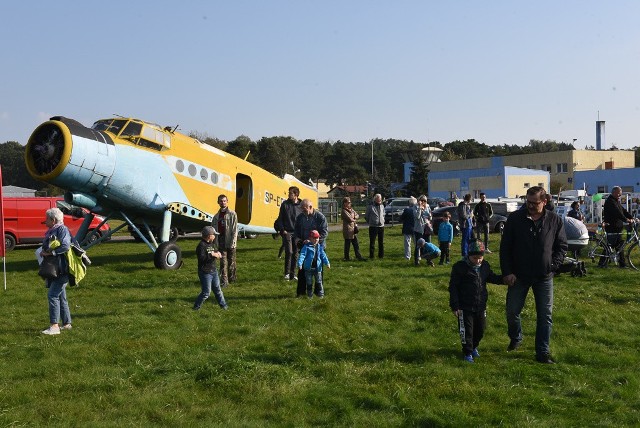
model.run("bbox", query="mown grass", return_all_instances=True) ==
[1,227,639,427]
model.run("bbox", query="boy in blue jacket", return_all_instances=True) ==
[297,230,331,298]
[416,238,441,267]
[438,212,454,265]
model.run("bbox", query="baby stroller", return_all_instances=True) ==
[557,217,589,277]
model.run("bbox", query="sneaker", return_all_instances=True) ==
[485,249,492,254]
[507,340,521,352]
[284,274,290,281]
[41,326,60,335]
[472,348,480,358]
[221,305,228,310]
[536,353,556,364]
[61,324,72,330]
[428,261,435,267]
[293,276,298,280]
[463,354,474,363]
[193,305,201,311]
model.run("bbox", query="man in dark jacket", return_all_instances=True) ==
[275,186,302,281]
[294,199,328,248]
[500,186,567,364]
[400,197,417,260]
[601,186,636,268]
[473,192,493,253]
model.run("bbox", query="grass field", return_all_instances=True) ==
[1,226,639,427]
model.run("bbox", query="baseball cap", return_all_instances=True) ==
[309,230,320,239]
[202,226,220,237]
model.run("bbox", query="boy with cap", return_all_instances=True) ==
[297,230,331,298]
[193,226,228,310]
[416,238,441,267]
[448,240,503,363]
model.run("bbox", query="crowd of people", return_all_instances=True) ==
[37,184,640,366]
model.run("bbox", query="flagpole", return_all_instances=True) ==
[0,164,6,290]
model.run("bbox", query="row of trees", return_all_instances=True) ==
[3,135,639,198]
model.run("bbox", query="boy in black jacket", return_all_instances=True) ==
[193,226,228,310]
[449,240,503,363]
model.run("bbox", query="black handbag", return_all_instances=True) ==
[353,223,359,234]
[38,255,59,279]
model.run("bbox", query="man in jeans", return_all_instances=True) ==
[365,194,385,259]
[500,186,567,364]
[601,186,637,268]
[212,194,238,287]
[275,186,302,280]
[473,193,493,253]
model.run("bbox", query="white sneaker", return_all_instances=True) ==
[284,274,290,281]
[485,249,493,254]
[61,324,72,330]
[42,326,61,335]
[293,276,298,280]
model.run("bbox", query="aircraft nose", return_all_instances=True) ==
[26,121,70,178]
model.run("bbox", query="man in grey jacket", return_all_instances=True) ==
[365,194,385,259]
[212,194,238,287]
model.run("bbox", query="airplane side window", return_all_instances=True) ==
[176,160,185,172]
[210,171,218,184]
[200,168,208,181]
[138,139,163,150]
[188,164,197,177]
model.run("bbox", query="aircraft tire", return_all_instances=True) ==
[154,242,183,270]
[169,227,179,242]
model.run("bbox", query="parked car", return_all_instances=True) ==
[2,197,110,251]
[431,205,507,236]
[427,197,447,210]
[384,197,412,223]
[385,196,449,223]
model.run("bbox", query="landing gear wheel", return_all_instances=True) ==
[169,227,179,242]
[154,242,183,270]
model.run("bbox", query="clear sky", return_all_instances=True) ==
[1,1,639,149]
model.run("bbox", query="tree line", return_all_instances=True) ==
[2,135,639,198]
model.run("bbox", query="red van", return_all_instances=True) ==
[2,197,110,251]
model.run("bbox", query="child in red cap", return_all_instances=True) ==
[297,230,331,298]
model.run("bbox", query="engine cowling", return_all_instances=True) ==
[25,116,116,195]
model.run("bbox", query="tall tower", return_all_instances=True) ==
[596,120,605,150]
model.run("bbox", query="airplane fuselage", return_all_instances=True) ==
[25,116,317,235]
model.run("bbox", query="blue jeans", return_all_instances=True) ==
[195,270,227,309]
[461,226,474,257]
[47,275,72,325]
[304,269,324,297]
[506,277,554,356]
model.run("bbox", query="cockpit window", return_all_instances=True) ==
[92,118,170,151]
[121,121,143,137]
[92,119,127,136]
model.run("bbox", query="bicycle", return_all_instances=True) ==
[587,221,640,270]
